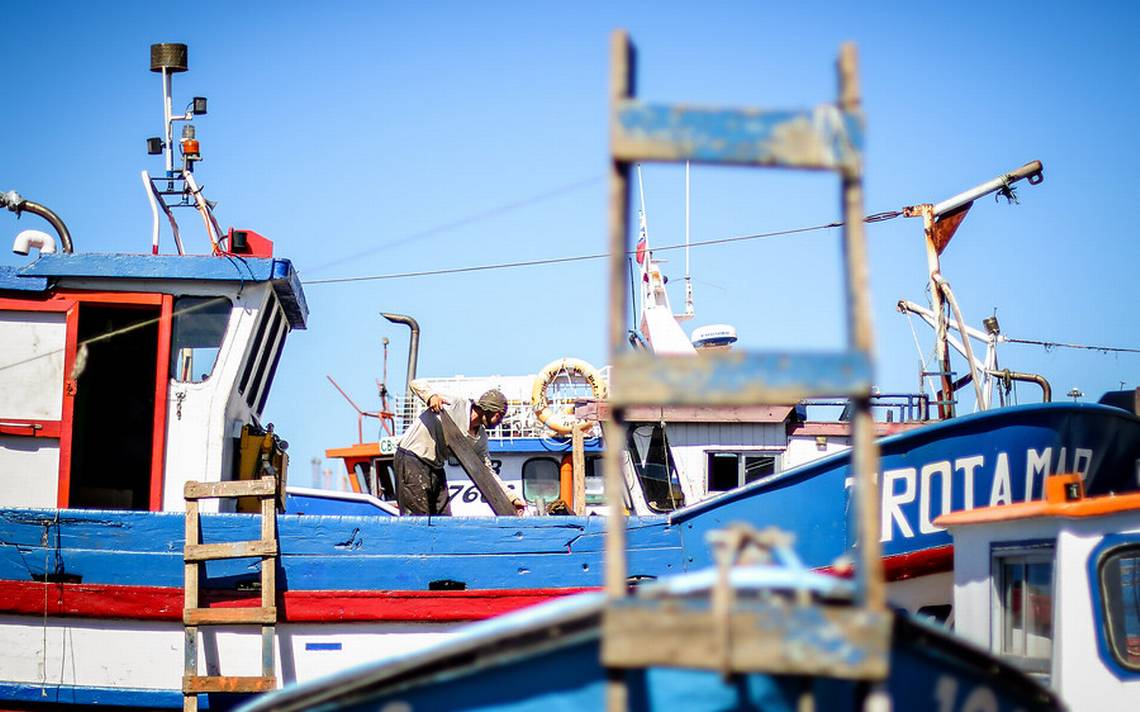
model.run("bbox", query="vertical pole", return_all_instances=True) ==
[260,478,277,685]
[837,43,885,613]
[606,28,632,601]
[183,498,200,712]
[163,68,174,175]
[922,205,954,418]
[605,28,634,712]
[572,424,587,516]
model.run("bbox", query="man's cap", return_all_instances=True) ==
[476,389,508,414]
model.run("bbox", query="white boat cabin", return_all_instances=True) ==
[325,369,929,517]
[940,473,1140,710]
[0,243,307,514]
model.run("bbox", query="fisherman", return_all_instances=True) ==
[394,380,526,515]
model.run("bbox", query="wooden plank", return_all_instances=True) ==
[571,425,586,516]
[584,403,796,424]
[183,501,199,609]
[609,350,873,407]
[260,480,277,609]
[183,675,276,693]
[601,601,890,680]
[439,410,518,516]
[261,626,275,678]
[184,606,277,626]
[184,478,276,500]
[612,99,863,172]
[183,626,198,712]
[184,540,277,562]
[183,499,200,712]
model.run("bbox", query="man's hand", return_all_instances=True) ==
[427,394,449,413]
[512,498,527,515]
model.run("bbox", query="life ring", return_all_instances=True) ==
[531,357,607,435]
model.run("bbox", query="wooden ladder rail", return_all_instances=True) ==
[601,31,888,710]
[183,477,280,712]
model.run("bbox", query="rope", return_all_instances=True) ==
[904,309,935,397]
[303,220,848,286]
[0,295,233,378]
[304,175,607,275]
[1004,337,1140,355]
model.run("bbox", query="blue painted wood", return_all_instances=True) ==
[0,266,47,292]
[610,350,874,407]
[0,510,679,590]
[677,402,1140,568]
[487,437,604,454]
[240,597,1059,712]
[20,253,277,281]
[612,100,864,171]
[0,404,1135,595]
[14,253,309,329]
[270,258,308,329]
[0,682,227,709]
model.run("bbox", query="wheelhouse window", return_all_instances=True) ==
[522,457,560,504]
[371,457,398,501]
[170,296,231,383]
[993,548,1054,676]
[706,451,778,493]
[627,425,684,512]
[1098,546,1140,671]
[584,455,605,506]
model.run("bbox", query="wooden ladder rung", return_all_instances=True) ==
[184,539,278,562]
[609,350,874,407]
[183,675,276,694]
[185,606,277,626]
[185,479,277,500]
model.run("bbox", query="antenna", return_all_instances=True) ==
[377,337,396,436]
[143,43,219,255]
[677,161,695,321]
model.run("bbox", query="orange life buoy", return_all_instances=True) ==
[531,357,607,435]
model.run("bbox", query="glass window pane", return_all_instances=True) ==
[584,456,605,505]
[1101,548,1140,669]
[522,458,560,503]
[743,455,776,484]
[627,426,684,512]
[170,296,231,383]
[996,553,1054,674]
[1002,562,1026,656]
[1025,562,1054,659]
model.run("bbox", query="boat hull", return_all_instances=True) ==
[0,402,1135,707]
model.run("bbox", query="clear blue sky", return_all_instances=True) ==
[3,2,1138,476]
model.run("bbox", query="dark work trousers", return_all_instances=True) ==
[394,448,452,515]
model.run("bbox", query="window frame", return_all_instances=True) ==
[704,448,782,494]
[169,295,233,384]
[989,542,1055,676]
[625,424,684,513]
[520,456,561,504]
[1089,536,1140,680]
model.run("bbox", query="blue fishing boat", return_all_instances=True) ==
[0,35,1135,712]
[236,531,1061,712]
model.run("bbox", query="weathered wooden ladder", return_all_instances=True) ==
[600,31,889,710]
[182,477,281,711]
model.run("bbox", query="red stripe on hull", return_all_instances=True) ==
[815,544,954,581]
[0,581,593,623]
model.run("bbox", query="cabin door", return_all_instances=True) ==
[0,293,172,510]
[63,294,172,511]
[0,298,75,507]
